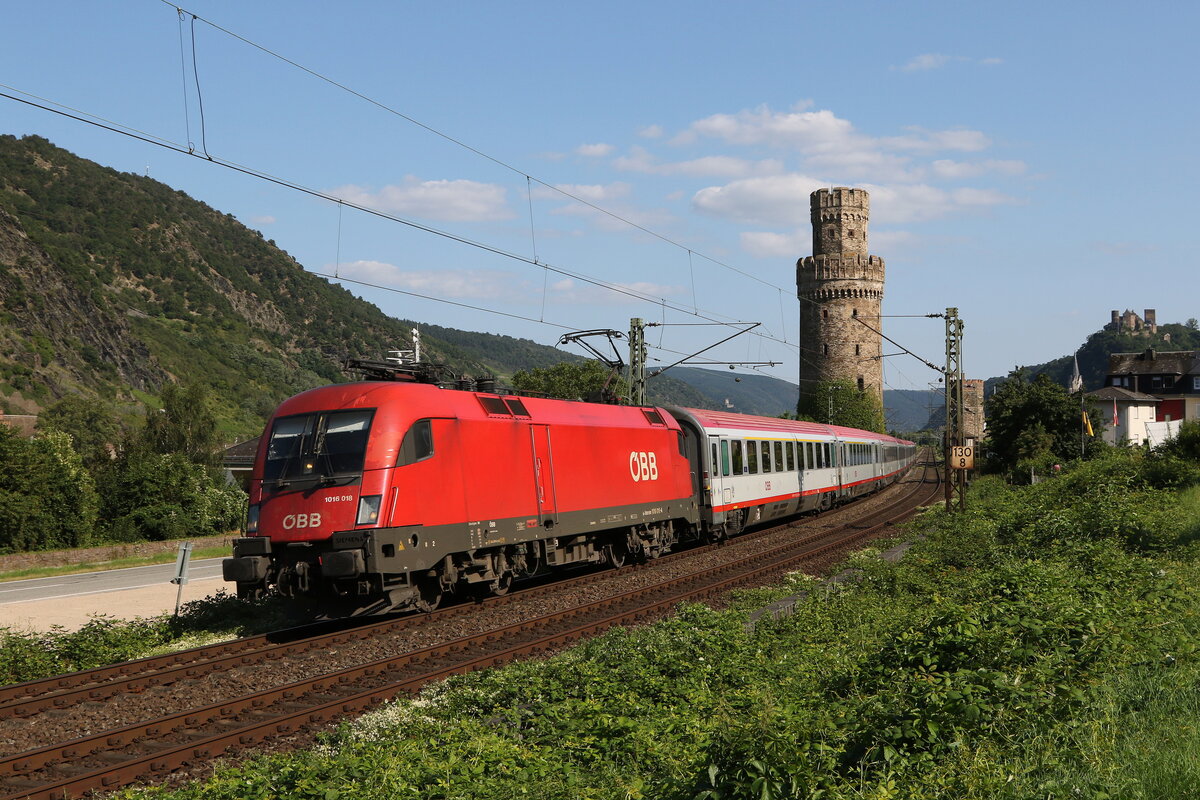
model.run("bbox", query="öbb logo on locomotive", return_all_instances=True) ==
[222,378,916,616]
[629,451,659,482]
[281,513,322,530]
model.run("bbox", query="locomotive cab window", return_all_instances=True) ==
[397,419,434,466]
[263,409,375,484]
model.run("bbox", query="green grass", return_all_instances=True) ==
[0,544,231,583]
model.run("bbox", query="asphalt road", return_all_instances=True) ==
[0,558,226,606]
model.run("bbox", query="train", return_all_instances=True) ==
[222,365,917,615]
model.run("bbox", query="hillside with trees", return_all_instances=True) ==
[0,134,727,440]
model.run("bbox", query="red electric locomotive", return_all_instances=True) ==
[223,365,916,615]
[223,373,701,614]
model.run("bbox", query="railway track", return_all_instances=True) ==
[0,458,938,800]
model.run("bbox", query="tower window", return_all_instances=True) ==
[823,344,829,356]
[822,309,828,319]
[855,344,861,356]
[848,229,855,237]
[857,377,865,391]
[852,308,858,317]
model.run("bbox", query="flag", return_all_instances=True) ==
[1113,399,1119,427]
[1083,410,1094,437]
[1069,355,1084,393]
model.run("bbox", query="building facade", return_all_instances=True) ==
[1104,348,1199,423]
[796,188,885,409]
[1086,386,1164,446]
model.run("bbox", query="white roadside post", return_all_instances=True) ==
[170,541,193,617]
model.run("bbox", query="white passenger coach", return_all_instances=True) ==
[667,407,917,536]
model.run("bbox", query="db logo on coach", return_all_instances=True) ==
[282,513,322,530]
[629,451,659,482]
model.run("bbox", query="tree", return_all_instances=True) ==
[0,426,98,552]
[796,380,886,433]
[511,361,630,403]
[96,451,243,542]
[139,383,221,466]
[38,394,121,469]
[984,369,1104,478]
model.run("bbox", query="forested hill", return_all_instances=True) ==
[0,134,744,438]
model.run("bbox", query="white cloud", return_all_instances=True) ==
[893,54,1003,71]
[692,174,827,226]
[576,142,615,157]
[336,261,526,301]
[675,104,992,181]
[638,124,664,139]
[331,178,513,222]
[863,183,1019,223]
[250,214,276,225]
[740,230,810,258]
[683,104,854,151]
[334,261,681,307]
[883,127,991,153]
[614,145,784,178]
[534,182,632,202]
[693,174,1019,229]
[897,53,956,72]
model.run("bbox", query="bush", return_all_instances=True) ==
[0,427,98,552]
[97,451,244,542]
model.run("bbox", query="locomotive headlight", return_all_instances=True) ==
[357,495,382,525]
[246,504,260,534]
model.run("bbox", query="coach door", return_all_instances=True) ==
[708,435,733,508]
[530,425,558,526]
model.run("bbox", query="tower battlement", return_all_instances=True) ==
[797,254,886,286]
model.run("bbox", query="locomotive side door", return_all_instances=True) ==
[529,425,558,526]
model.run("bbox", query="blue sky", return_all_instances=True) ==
[2,1,1197,399]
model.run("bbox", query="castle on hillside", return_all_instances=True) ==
[796,188,885,409]
[1107,308,1158,335]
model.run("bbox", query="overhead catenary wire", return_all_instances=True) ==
[156,1,793,297]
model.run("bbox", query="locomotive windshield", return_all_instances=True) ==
[263,409,375,484]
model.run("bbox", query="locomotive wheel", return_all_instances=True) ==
[603,541,628,569]
[413,576,443,613]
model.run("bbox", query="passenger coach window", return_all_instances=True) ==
[397,419,434,465]
[731,440,743,474]
[786,442,795,471]
[747,442,759,474]
[721,440,731,476]
[761,442,772,473]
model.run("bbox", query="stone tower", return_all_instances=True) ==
[796,187,885,409]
